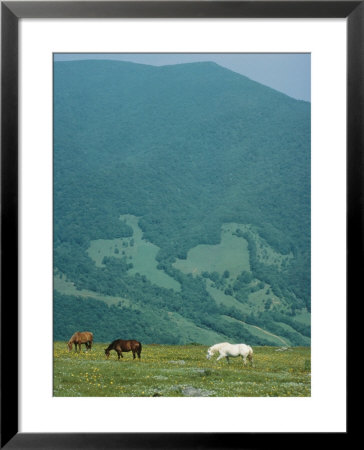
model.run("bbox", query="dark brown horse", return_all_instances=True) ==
[105,339,142,360]
[68,331,93,352]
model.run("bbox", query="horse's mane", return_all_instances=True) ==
[208,342,230,354]
[68,331,92,343]
[68,332,79,343]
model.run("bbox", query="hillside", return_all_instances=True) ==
[53,59,310,346]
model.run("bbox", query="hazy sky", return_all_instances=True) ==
[54,53,310,102]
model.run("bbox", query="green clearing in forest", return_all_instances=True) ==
[173,224,250,278]
[87,214,181,291]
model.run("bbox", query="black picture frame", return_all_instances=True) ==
[1,1,356,448]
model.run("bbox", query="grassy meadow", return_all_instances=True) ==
[53,342,310,397]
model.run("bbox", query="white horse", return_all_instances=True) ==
[206,342,254,366]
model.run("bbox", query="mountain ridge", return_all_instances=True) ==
[53,58,311,346]
[55,59,310,103]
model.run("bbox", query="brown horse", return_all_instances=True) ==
[105,339,142,360]
[68,331,93,352]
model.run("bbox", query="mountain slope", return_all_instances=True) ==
[53,60,310,345]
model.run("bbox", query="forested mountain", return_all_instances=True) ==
[54,60,310,346]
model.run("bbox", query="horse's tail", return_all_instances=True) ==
[138,342,142,354]
[247,346,253,362]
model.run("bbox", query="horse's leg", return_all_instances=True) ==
[216,354,224,361]
[226,356,230,364]
[132,351,136,360]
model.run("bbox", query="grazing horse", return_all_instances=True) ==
[105,339,142,360]
[206,342,254,366]
[67,331,93,352]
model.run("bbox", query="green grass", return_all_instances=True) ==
[173,224,250,278]
[54,342,310,397]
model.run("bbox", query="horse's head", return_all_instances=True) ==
[206,348,213,360]
[104,348,110,359]
[67,342,72,352]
